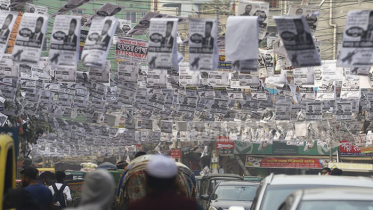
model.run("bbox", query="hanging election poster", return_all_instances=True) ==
[274,15,321,67]
[287,4,320,33]
[25,3,48,15]
[49,15,81,68]
[0,11,17,59]
[53,0,92,17]
[338,10,373,67]
[0,0,10,11]
[147,18,178,71]
[115,37,148,63]
[81,16,117,69]
[189,18,218,71]
[236,0,269,40]
[12,13,48,65]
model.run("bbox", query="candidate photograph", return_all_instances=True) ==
[30,16,44,44]
[202,21,214,49]
[0,14,13,43]
[160,21,174,48]
[361,11,373,42]
[96,19,112,47]
[293,19,313,45]
[64,18,78,46]
[240,4,252,16]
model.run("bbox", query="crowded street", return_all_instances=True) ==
[2,0,373,209]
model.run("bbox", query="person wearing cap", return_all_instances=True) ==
[126,155,202,210]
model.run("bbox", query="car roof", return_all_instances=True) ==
[300,187,373,201]
[218,181,259,186]
[203,174,242,179]
[268,175,373,187]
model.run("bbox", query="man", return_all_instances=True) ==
[295,8,303,15]
[321,167,331,175]
[202,22,214,49]
[331,168,343,176]
[64,18,78,46]
[49,171,72,210]
[96,19,112,47]
[22,167,54,210]
[336,104,344,115]
[308,105,313,113]
[293,19,313,45]
[161,21,174,48]
[126,155,202,210]
[0,14,13,43]
[240,4,252,16]
[361,11,373,41]
[30,17,44,44]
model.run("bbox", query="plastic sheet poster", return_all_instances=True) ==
[81,16,117,69]
[25,3,48,15]
[83,3,124,27]
[274,16,321,68]
[236,0,269,40]
[338,10,373,67]
[49,15,81,69]
[0,12,17,58]
[0,0,10,10]
[287,4,320,33]
[53,0,92,17]
[12,13,49,65]
[306,102,322,121]
[89,60,110,83]
[115,37,148,63]
[0,54,17,78]
[147,18,178,71]
[188,19,218,71]
[335,101,352,121]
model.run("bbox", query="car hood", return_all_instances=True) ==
[210,200,253,210]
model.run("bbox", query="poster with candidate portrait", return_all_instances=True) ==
[81,16,117,69]
[189,19,218,71]
[288,4,320,33]
[0,0,9,11]
[274,16,321,68]
[236,0,269,40]
[25,3,48,15]
[338,10,373,67]
[0,12,17,58]
[147,18,178,71]
[53,0,92,17]
[49,16,81,69]
[12,13,49,65]
[335,101,352,121]
[306,102,322,121]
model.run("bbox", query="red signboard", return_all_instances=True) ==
[246,157,327,168]
[170,149,181,159]
[216,136,234,149]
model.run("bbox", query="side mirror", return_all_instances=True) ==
[212,193,218,200]
[200,194,210,200]
[229,207,245,210]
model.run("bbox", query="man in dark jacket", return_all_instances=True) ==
[293,19,313,45]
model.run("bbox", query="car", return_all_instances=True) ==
[279,187,373,210]
[206,181,258,210]
[199,174,242,210]
[250,174,373,210]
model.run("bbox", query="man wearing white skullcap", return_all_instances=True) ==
[126,155,202,210]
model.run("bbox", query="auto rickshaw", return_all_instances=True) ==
[116,155,197,210]
[0,134,16,209]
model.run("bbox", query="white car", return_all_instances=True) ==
[279,187,373,210]
[250,174,373,210]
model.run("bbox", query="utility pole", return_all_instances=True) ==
[215,5,219,33]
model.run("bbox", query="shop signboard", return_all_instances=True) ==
[340,140,373,156]
[272,141,298,155]
[328,162,373,172]
[216,136,234,155]
[170,148,181,159]
[234,141,272,155]
[298,141,338,155]
[246,156,329,168]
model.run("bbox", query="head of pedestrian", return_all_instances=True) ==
[116,160,128,170]
[21,166,38,187]
[321,167,331,175]
[135,151,146,158]
[78,169,115,210]
[55,171,66,184]
[145,155,178,193]
[331,168,343,176]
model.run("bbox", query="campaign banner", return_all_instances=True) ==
[81,16,117,69]
[170,148,181,159]
[115,37,148,63]
[246,157,329,168]
[49,15,81,68]
[217,49,232,71]
[216,136,234,155]
[338,10,373,67]
[340,140,373,156]
[189,18,218,71]
[12,13,49,65]
[0,11,17,59]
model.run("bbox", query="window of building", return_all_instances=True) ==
[131,12,136,22]
[264,0,278,8]
[71,9,84,14]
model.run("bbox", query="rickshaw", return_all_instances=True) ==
[116,155,197,210]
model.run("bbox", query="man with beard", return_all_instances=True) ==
[240,4,252,16]
[64,18,78,46]
[30,17,44,44]
[0,14,13,43]
[96,19,112,47]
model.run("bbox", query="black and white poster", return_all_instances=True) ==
[81,16,117,69]
[0,0,9,11]
[236,0,269,40]
[299,86,315,101]
[293,67,314,85]
[117,61,138,84]
[189,19,218,71]
[316,82,335,100]
[147,18,178,71]
[0,11,17,58]
[0,54,17,78]
[49,15,81,69]
[89,60,110,83]
[275,103,291,120]
[335,101,352,121]
[259,49,274,75]
[288,4,320,33]
[53,0,92,17]
[306,102,322,121]
[12,13,49,65]
[54,66,76,82]
[274,16,321,67]
[32,57,50,80]
[25,3,48,15]
[83,3,124,27]
[338,10,373,67]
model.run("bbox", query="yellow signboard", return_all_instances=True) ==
[328,162,373,172]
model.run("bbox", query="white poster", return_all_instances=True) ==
[274,16,321,67]
[0,54,17,78]
[338,10,373,67]
[12,13,49,65]
[293,67,314,85]
[287,4,320,33]
[117,61,138,84]
[306,102,322,121]
[147,18,178,71]
[335,101,352,121]
[26,3,48,15]
[189,19,218,71]
[89,60,110,83]
[236,0,269,40]
[0,0,10,10]
[81,16,118,69]
[0,12,17,57]
[49,15,81,69]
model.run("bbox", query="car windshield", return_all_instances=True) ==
[298,201,373,210]
[260,185,327,210]
[215,185,257,201]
